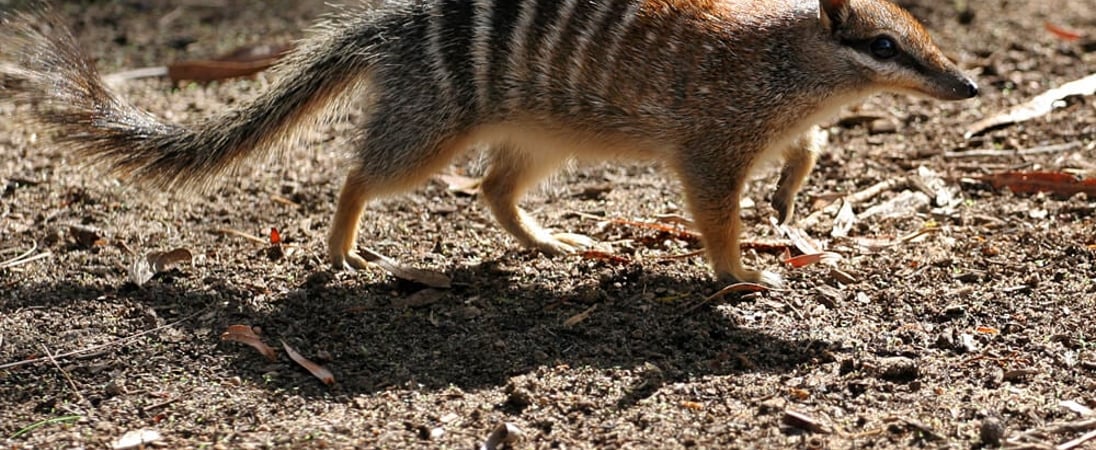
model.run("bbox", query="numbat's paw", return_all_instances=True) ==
[330,251,370,271]
[720,268,785,289]
[534,233,598,256]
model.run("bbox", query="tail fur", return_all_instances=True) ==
[0,6,377,191]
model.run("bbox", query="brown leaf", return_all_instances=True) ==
[147,248,193,273]
[580,250,631,265]
[392,288,446,308]
[783,252,843,269]
[220,325,277,362]
[70,225,106,248]
[1045,22,1085,41]
[705,282,769,302]
[977,171,1096,197]
[357,247,452,288]
[281,340,335,386]
[563,305,597,328]
[167,42,294,83]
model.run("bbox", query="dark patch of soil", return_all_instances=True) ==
[2,0,1094,448]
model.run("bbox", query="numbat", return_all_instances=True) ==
[1,0,976,287]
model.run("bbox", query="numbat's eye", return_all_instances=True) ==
[869,36,899,59]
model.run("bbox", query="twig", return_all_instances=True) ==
[41,344,89,408]
[212,227,267,245]
[944,142,1081,159]
[0,242,52,269]
[0,310,205,371]
[798,178,907,230]
[1057,430,1096,450]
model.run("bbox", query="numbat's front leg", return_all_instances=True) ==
[772,127,825,225]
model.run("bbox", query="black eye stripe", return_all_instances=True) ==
[842,36,902,59]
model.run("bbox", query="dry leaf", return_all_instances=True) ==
[70,224,106,248]
[830,200,856,238]
[1045,22,1085,41]
[482,422,524,450]
[220,325,277,362]
[167,42,294,83]
[977,171,1096,197]
[129,248,193,286]
[392,288,446,308]
[681,401,705,411]
[784,252,843,269]
[357,247,452,288]
[148,248,193,273]
[281,340,335,386]
[580,250,631,265]
[706,282,769,301]
[563,305,597,328]
[112,429,163,450]
[966,73,1096,138]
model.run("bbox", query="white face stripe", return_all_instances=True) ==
[566,0,618,93]
[594,0,642,96]
[534,0,580,90]
[471,0,496,113]
[426,1,454,103]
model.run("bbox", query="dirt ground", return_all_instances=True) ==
[1,0,1094,449]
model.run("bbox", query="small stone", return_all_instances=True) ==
[979,417,1005,447]
[868,119,897,134]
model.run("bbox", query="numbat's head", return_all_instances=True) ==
[817,0,978,100]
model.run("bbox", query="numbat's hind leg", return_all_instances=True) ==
[479,145,596,255]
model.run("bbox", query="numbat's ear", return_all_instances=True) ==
[819,0,851,32]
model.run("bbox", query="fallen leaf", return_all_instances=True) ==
[392,288,446,308]
[220,325,277,362]
[1060,400,1094,417]
[853,227,938,254]
[611,218,701,241]
[147,248,193,273]
[357,247,452,288]
[112,429,162,450]
[282,340,336,386]
[70,225,106,248]
[783,409,830,434]
[580,250,631,265]
[563,305,597,328]
[784,252,843,269]
[129,248,193,286]
[830,200,856,238]
[977,171,1096,197]
[1045,22,1085,41]
[966,73,1096,138]
[167,42,294,83]
[705,282,769,302]
[482,422,524,450]
[681,400,704,410]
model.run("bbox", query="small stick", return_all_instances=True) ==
[944,142,1081,159]
[1058,430,1096,450]
[42,344,89,408]
[798,178,907,230]
[212,227,268,245]
[0,310,204,371]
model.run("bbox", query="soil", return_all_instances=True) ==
[1,1,1094,449]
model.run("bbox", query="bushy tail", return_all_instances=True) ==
[0,6,377,191]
